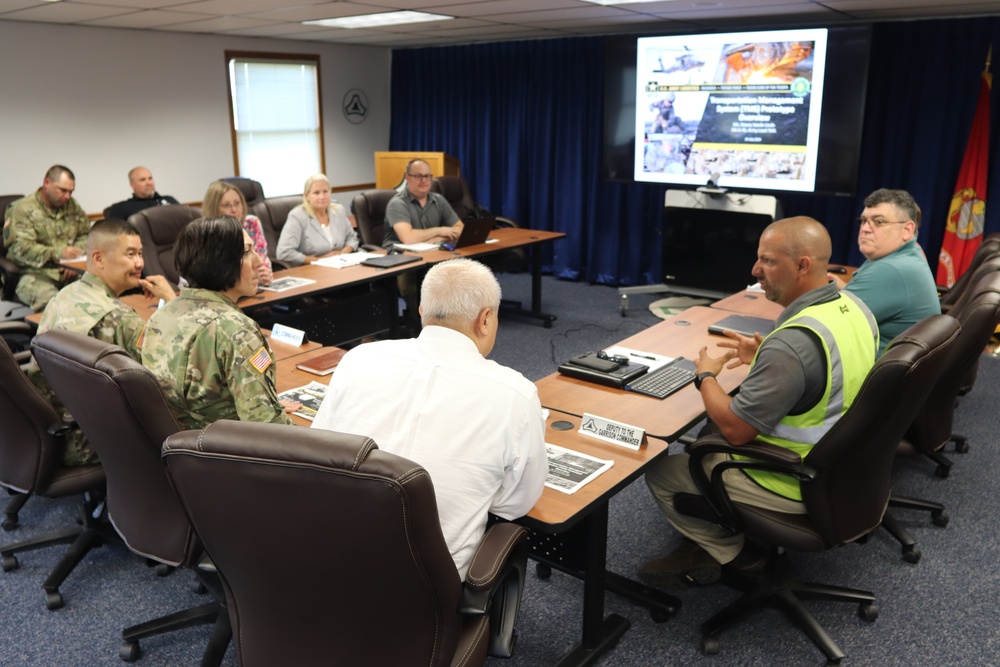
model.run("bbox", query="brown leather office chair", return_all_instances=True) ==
[220,176,264,207]
[163,420,529,667]
[1,193,25,302]
[672,314,960,663]
[351,189,397,250]
[128,204,201,285]
[0,333,112,611]
[31,330,230,665]
[250,195,300,269]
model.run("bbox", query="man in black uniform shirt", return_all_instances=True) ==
[104,166,179,220]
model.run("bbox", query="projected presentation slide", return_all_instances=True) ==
[634,28,828,193]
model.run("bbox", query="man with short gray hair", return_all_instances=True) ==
[829,188,940,355]
[311,258,546,578]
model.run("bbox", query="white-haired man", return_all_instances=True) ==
[311,258,547,577]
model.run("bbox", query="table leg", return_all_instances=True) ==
[500,240,557,328]
[554,505,629,667]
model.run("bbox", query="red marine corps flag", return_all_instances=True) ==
[937,46,992,288]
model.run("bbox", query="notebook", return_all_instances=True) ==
[557,352,648,389]
[708,314,775,338]
[448,217,495,249]
[361,253,421,269]
[295,348,347,376]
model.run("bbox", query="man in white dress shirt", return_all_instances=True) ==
[311,258,547,577]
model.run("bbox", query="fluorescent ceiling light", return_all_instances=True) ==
[581,0,678,4]
[304,11,453,29]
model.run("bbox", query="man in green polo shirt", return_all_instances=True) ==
[641,217,879,589]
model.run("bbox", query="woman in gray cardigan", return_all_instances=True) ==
[276,173,359,266]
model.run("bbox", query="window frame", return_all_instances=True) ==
[224,50,326,188]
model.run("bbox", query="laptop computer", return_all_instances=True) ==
[708,314,775,338]
[361,253,421,269]
[447,217,495,249]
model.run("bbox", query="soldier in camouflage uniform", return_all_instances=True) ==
[4,165,92,311]
[27,219,176,465]
[141,216,293,430]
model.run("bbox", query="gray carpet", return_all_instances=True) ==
[2,274,998,666]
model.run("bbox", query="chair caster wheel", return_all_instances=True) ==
[154,563,173,577]
[932,510,949,527]
[701,636,720,655]
[194,581,208,595]
[120,640,141,662]
[2,515,17,531]
[620,295,628,317]
[2,555,18,572]
[902,545,921,564]
[650,608,672,623]
[934,464,950,478]
[45,591,64,610]
[953,436,969,453]
[535,563,552,579]
[858,601,879,622]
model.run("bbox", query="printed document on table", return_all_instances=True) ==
[311,252,377,269]
[278,381,328,421]
[544,443,613,494]
[262,277,317,292]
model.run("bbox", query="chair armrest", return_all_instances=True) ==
[270,259,291,272]
[360,244,382,253]
[0,321,34,368]
[458,521,528,659]
[494,216,520,229]
[686,433,816,532]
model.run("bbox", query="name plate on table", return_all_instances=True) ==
[579,412,646,450]
[270,323,305,347]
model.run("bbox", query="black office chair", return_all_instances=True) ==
[671,314,960,663]
[879,274,1000,563]
[939,233,1000,312]
[163,420,529,667]
[0,333,112,610]
[31,330,230,664]
[128,204,202,285]
[1,193,25,302]
[250,195,300,269]
[220,177,264,208]
[351,189,396,251]
[431,176,526,273]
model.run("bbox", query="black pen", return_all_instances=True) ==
[630,352,657,361]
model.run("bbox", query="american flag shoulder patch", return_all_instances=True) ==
[249,346,273,373]
[136,323,147,350]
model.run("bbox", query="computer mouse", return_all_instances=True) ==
[829,266,847,274]
[387,247,401,255]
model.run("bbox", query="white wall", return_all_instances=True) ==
[0,21,391,214]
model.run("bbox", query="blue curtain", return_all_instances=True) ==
[390,17,1000,285]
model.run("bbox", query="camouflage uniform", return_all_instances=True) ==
[141,287,291,430]
[27,272,147,466]
[5,191,90,311]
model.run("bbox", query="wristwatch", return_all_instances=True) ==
[694,371,717,390]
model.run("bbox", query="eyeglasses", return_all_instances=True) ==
[406,173,433,181]
[856,217,908,229]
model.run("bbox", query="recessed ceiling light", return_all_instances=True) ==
[304,11,453,29]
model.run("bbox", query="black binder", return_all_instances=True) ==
[557,352,648,389]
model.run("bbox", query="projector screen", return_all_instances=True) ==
[634,28,830,193]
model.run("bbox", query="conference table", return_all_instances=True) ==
[275,306,749,666]
[522,305,752,665]
[237,227,565,328]
[710,265,855,319]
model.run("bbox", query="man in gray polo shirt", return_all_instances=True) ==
[383,159,465,332]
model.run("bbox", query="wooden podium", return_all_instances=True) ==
[374,151,460,189]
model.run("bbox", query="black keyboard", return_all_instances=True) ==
[626,360,696,399]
